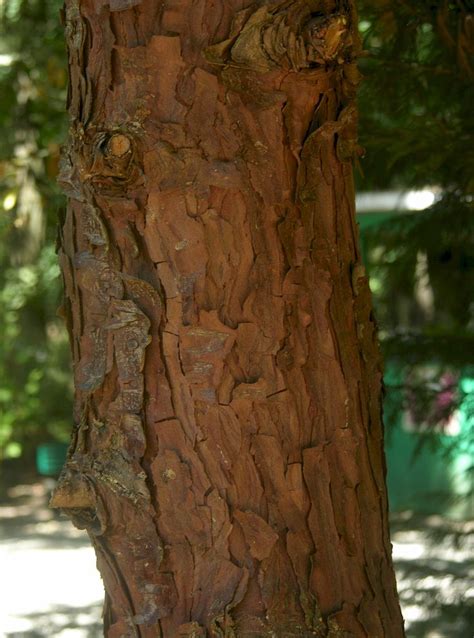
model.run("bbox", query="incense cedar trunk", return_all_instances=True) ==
[51,0,405,636]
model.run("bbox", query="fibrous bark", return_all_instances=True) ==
[51,0,405,636]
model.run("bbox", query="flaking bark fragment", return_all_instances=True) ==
[205,4,354,72]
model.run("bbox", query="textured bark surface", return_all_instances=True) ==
[51,0,405,636]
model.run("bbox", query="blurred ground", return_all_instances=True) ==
[0,481,472,638]
[0,481,103,638]
[391,513,473,637]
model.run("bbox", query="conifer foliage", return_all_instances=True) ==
[357,0,473,438]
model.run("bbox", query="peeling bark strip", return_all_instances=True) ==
[51,0,405,636]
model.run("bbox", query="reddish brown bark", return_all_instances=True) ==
[51,1,405,636]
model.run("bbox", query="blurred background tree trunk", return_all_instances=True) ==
[50,0,404,635]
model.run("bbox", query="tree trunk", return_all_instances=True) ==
[51,0,405,636]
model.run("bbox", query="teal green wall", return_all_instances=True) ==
[357,212,473,519]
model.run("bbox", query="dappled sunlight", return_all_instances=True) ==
[0,481,103,637]
[391,513,474,636]
[2,603,103,638]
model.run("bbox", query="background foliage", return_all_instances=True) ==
[0,2,472,484]
[357,0,473,460]
[0,0,70,460]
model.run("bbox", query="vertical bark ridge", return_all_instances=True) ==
[52,0,405,636]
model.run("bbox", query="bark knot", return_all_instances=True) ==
[107,133,132,157]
